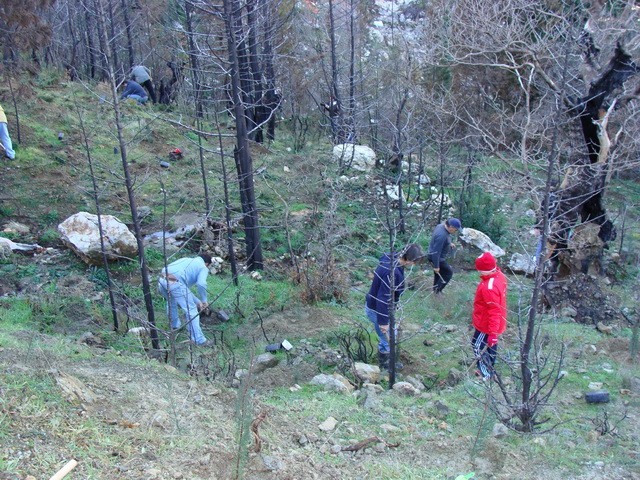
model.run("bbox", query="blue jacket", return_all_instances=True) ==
[427,223,452,268]
[121,80,147,100]
[164,257,209,303]
[366,253,405,326]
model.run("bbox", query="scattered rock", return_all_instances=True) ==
[492,423,509,438]
[354,362,381,384]
[588,382,604,390]
[309,373,354,394]
[3,221,30,234]
[562,306,578,318]
[444,324,457,333]
[150,410,172,430]
[404,375,425,391]
[380,423,401,432]
[251,353,280,373]
[78,331,105,347]
[596,322,613,335]
[446,368,463,387]
[330,444,342,454]
[261,454,283,471]
[392,381,419,396]
[55,371,98,404]
[508,252,536,275]
[318,416,338,432]
[434,400,450,417]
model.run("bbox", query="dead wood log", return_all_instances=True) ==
[249,408,268,453]
[340,436,400,452]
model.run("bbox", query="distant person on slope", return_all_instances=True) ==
[130,65,157,104]
[0,103,16,160]
[158,254,213,346]
[471,252,508,380]
[426,218,461,294]
[365,243,423,370]
[120,79,148,105]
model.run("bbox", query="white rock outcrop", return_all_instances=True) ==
[332,144,376,172]
[58,212,138,265]
[459,228,505,257]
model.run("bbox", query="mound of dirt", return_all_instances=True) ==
[543,274,620,325]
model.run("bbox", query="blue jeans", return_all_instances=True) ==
[124,94,148,105]
[158,278,207,345]
[365,305,396,354]
[0,122,15,159]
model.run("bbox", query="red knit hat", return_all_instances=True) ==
[475,252,497,272]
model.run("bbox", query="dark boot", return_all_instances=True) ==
[377,352,389,370]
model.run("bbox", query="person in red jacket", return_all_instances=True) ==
[471,252,507,380]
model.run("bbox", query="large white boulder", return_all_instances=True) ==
[58,212,138,265]
[459,228,505,257]
[332,144,376,172]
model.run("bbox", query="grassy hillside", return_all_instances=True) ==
[0,74,639,479]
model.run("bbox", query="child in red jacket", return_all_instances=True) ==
[471,252,507,379]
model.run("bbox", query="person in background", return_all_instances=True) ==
[365,243,424,370]
[426,218,461,294]
[130,65,157,104]
[158,254,213,346]
[120,79,148,105]
[471,251,508,380]
[0,103,16,160]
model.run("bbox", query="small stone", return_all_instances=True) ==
[318,416,338,432]
[588,382,603,390]
[380,423,400,432]
[298,434,308,445]
[492,423,509,439]
[330,444,342,454]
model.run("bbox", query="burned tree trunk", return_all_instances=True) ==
[546,45,638,279]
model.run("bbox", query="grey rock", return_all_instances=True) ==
[251,353,279,374]
[492,423,509,438]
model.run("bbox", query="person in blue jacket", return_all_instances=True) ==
[120,79,148,105]
[158,254,212,346]
[427,218,461,294]
[365,243,423,369]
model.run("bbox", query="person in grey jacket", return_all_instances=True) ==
[130,65,157,104]
[427,218,461,294]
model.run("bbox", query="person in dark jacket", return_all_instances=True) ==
[120,79,148,105]
[427,218,461,294]
[471,251,507,380]
[365,243,423,369]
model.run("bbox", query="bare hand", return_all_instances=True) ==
[433,268,440,273]
[379,324,389,335]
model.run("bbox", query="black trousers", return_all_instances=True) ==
[432,260,453,293]
[141,79,157,104]
[472,329,497,378]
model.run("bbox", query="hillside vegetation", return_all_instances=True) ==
[0,76,639,480]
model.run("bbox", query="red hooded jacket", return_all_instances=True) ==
[472,268,507,336]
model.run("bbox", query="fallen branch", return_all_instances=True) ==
[340,436,400,452]
[49,459,78,480]
[249,408,269,453]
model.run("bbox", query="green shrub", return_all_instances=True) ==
[458,186,506,242]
